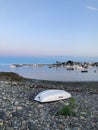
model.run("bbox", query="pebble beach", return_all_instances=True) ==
[0,76,98,130]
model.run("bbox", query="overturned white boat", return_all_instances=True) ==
[34,89,71,102]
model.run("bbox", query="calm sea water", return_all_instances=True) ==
[0,64,98,81]
[0,56,98,64]
[0,56,98,81]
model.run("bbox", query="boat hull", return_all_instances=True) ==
[34,89,71,102]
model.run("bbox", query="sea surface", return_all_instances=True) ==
[0,56,98,81]
[0,56,98,64]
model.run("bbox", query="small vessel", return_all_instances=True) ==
[34,89,71,102]
[10,64,16,68]
[81,70,88,73]
[67,67,74,70]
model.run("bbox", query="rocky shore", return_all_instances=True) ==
[0,77,98,130]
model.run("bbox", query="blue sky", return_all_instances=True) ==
[0,0,98,57]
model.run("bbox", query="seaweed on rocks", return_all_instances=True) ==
[0,72,25,81]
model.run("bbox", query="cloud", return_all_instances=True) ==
[86,6,98,11]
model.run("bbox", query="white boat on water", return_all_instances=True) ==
[10,64,16,68]
[34,89,71,102]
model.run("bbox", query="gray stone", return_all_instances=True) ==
[5,127,14,130]
[0,80,98,130]
[72,128,81,130]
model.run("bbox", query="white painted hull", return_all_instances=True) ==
[10,65,16,68]
[34,89,71,102]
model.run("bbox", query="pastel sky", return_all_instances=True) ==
[0,0,98,57]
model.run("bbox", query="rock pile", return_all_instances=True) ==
[0,80,98,130]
